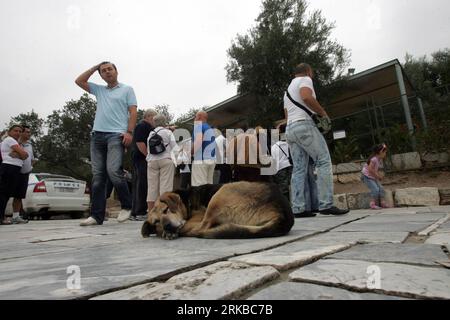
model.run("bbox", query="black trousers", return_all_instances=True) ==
[273,167,293,202]
[0,163,21,220]
[131,158,148,216]
[180,172,191,189]
[216,164,233,184]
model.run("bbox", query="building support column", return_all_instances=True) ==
[395,63,416,150]
[417,97,428,131]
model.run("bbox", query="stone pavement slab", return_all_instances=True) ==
[418,214,450,236]
[248,282,408,300]
[2,208,450,300]
[40,228,319,256]
[289,259,450,299]
[310,231,410,244]
[0,219,316,300]
[333,213,446,233]
[415,206,450,214]
[436,221,450,232]
[425,218,450,252]
[426,233,450,247]
[229,243,352,271]
[0,242,227,300]
[327,243,448,266]
[93,262,280,300]
[375,208,426,215]
[290,214,369,232]
[0,243,77,261]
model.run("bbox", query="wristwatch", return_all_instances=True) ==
[127,130,133,135]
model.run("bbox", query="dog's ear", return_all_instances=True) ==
[160,193,182,213]
[141,221,157,238]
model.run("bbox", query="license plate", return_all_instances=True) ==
[54,182,80,189]
[57,188,76,193]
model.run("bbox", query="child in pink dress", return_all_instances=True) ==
[361,144,390,209]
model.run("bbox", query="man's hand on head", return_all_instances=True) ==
[93,63,103,72]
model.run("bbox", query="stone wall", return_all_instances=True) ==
[333,152,449,178]
[333,187,447,210]
[331,152,449,210]
[421,152,450,168]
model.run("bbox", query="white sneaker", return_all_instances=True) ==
[11,216,29,224]
[80,217,99,226]
[117,209,131,223]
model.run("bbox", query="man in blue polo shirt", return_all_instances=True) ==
[75,62,138,226]
[191,111,216,186]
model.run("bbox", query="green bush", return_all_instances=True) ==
[416,119,450,154]
[380,124,414,155]
[331,137,360,164]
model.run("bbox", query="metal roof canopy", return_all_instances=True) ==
[182,94,259,129]
[327,59,416,119]
[182,59,421,135]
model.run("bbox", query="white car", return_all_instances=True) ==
[6,173,90,220]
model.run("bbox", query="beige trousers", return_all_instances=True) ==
[191,160,216,187]
[147,159,175,202]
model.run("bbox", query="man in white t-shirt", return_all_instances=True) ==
[284,63,349,218]
[270,124,292,201]
[214,129,232,184]
[13,125,36,222]
[177,139,192,189]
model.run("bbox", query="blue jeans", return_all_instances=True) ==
[287,120,333,212]
[361,175,385,200]
[304,157,319,212]
[90,132,131,224]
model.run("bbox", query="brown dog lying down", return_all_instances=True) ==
[141,181,294,240]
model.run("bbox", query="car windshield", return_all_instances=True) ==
[35,174,75,181]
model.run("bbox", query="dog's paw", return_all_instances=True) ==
[162,231,179,240]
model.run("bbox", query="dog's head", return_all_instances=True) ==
[141,192,188,240]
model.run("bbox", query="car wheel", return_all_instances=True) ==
[70,212,84,219]
[21,211,30,220]
[39,209,51,220]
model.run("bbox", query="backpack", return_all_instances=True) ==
[148,129,168,155]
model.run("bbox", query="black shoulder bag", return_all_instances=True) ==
[277,144,293,166]
[286,91,332,135]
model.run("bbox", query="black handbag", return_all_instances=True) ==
[286,91,332,134]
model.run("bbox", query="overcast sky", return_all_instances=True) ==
[1,0,449,128]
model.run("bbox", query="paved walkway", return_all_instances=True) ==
[1,207,449,300]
